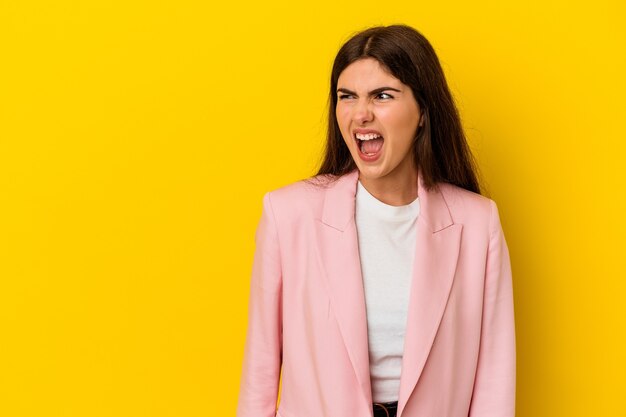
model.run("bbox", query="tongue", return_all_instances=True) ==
[362,137,384,154]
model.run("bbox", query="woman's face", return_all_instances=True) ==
[336,57,422,182]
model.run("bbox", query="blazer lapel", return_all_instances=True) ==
[396,179,462,417]
[313,169,462,417]
[314,169,373,407]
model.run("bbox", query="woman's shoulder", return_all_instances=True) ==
[437,181,500,227]
[261,174,337,221]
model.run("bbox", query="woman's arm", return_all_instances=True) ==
[469,199,516,416]
[237,192,283,417]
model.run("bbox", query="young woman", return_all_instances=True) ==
[237,24,516,417]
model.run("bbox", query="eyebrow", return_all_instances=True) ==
[336,86,402,96]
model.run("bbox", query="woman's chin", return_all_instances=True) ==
[356,165,387,181]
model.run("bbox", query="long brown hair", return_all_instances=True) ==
[310,24,482,194]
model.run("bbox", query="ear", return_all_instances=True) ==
[418,114,424,127]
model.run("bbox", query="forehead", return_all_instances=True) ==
[337,58,401,88]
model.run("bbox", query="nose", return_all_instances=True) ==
[353,99,374,125]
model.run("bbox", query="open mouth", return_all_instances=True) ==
[355,133,384,156]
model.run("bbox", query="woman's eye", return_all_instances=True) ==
[338,93,392,100]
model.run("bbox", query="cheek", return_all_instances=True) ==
[336,106,350,126]
[393,108,420,140]
[335,108,352,143]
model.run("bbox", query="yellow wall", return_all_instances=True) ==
[1,1,624,415]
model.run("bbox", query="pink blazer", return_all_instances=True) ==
[237,168,516,417]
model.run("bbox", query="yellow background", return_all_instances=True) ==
[1,1,625,416]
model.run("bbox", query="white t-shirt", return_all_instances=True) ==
[355,179,420,403]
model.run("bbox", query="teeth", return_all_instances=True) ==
[355,133,382,140]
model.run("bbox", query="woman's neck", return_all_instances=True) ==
[358,165,418,206]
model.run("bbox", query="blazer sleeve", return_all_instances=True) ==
[237,192,283,417]
[469,199,516,417]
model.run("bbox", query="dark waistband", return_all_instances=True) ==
[373,401,398,417]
